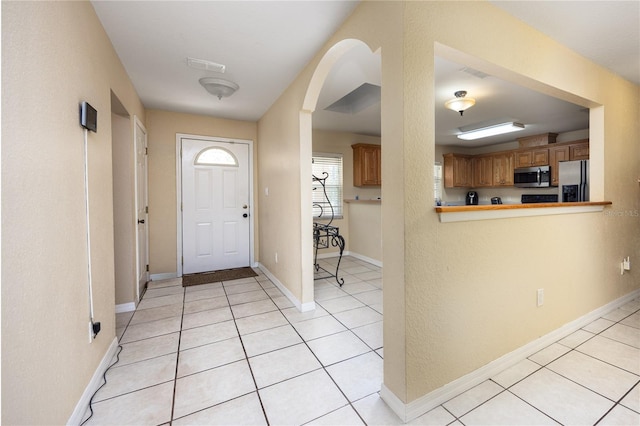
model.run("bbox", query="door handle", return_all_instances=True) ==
[138,219,145,224]
[243,213,248,218]
[243,205,248,209]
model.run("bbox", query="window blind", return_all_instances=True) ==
[312,153,343,218]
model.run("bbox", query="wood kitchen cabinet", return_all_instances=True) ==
[352,143,381,186]
[492,152,515,186]
[570,141,589,160]
[472,155,493,187]
[549,145,570,186]
[515,148,549,168]
[444,153,472,187]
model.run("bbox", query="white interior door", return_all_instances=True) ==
[134,118,149,301]
[181,138,250,274]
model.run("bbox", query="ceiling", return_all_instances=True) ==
[92,1,639,146]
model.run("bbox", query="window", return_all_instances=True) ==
[312,153,343,219]
[434,162,443,205]
[194,147,238,166]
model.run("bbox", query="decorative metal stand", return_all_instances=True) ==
[312,173,345,286]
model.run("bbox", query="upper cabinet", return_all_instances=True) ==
[443,138,588,189]
[444,153,472,187]
[515,148,549,168]
[352,143,381,186]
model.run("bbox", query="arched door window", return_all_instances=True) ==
[194,147,238,166]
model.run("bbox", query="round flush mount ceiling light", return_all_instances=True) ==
[199,77,239,100]
[445,90,476,116]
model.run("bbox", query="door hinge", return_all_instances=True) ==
[146,264,149,272]
[145,147,148,155]
[181,256,184,265]
[145,206,148,214]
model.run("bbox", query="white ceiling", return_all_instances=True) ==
[92,1,639,145]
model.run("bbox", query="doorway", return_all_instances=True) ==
[177,135,254,276]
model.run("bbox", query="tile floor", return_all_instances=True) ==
[82,256,640,425]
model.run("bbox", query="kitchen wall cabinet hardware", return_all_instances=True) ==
[492,152,515,186]
[570,141,589,160]
[444,153,473,187]
[549,145,570,186]
[352,143,381,187]
[472,155,493,187]
[515,148,549,168]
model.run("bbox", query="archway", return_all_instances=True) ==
[299,38,380,307]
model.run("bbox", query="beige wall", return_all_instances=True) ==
[145,109,258,275]
[347,202,382,263]
[2,1,145,424]
[255,0,639,408]
[312,129,381,257]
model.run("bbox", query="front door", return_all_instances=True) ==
[181,138,251,274]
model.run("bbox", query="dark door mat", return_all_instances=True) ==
[182,267,258,287]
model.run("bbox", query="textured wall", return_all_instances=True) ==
[2,1,144,423]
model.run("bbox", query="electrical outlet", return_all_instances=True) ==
[623,256,631,271]
[537,289,544,307]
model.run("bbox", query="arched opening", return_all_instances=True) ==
[300,38,382,307]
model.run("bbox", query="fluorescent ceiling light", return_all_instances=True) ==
[457,122,525,140]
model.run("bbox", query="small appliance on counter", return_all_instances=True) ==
[559,160,589,202]
[491,197,503,204]
[466,191,478,205]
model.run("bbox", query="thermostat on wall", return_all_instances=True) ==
[80,101,97,132]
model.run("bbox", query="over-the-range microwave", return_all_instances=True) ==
[514,165,551,188]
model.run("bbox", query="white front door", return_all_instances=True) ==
[134,118,149,301]
[181,138,251,274]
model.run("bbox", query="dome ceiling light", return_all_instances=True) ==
[199,77,239,100]
[445,90,476,116]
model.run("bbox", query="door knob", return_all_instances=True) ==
[138,219,145,224]
[243,213,248,218]
[243,205,248,209]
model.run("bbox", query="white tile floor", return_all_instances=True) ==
[83,256,640,425]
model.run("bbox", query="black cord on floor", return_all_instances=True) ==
[80,344,123,426]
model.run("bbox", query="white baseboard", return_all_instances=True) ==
[150,272,178,281]
[383,288,640,422]
[68,337,120,425]
[115,302,136,313]
[257,263,315,313]
[348,251,383,268]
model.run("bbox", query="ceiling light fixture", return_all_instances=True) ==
[445,90,476,116]
[199,77,239,100]
[457,122,525,140]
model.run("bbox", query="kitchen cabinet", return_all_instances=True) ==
[444,153,472,187]
[570,141,589,160]
[549,145,570,186]
[352,143,381,186]
[515,148,549,168]
[472,155,493,187]
[492,152,515,186]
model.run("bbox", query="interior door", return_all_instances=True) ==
[134,118,149,301]
[181,138,250,274]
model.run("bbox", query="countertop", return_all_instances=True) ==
[435,201,612,223]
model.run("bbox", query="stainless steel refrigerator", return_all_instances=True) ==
[558,160,589,202]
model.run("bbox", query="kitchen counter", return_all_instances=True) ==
[435,201,612,223]
[344,198,381,204]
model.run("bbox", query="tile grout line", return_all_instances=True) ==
[223,276,272,426]
[168,283,187,424]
